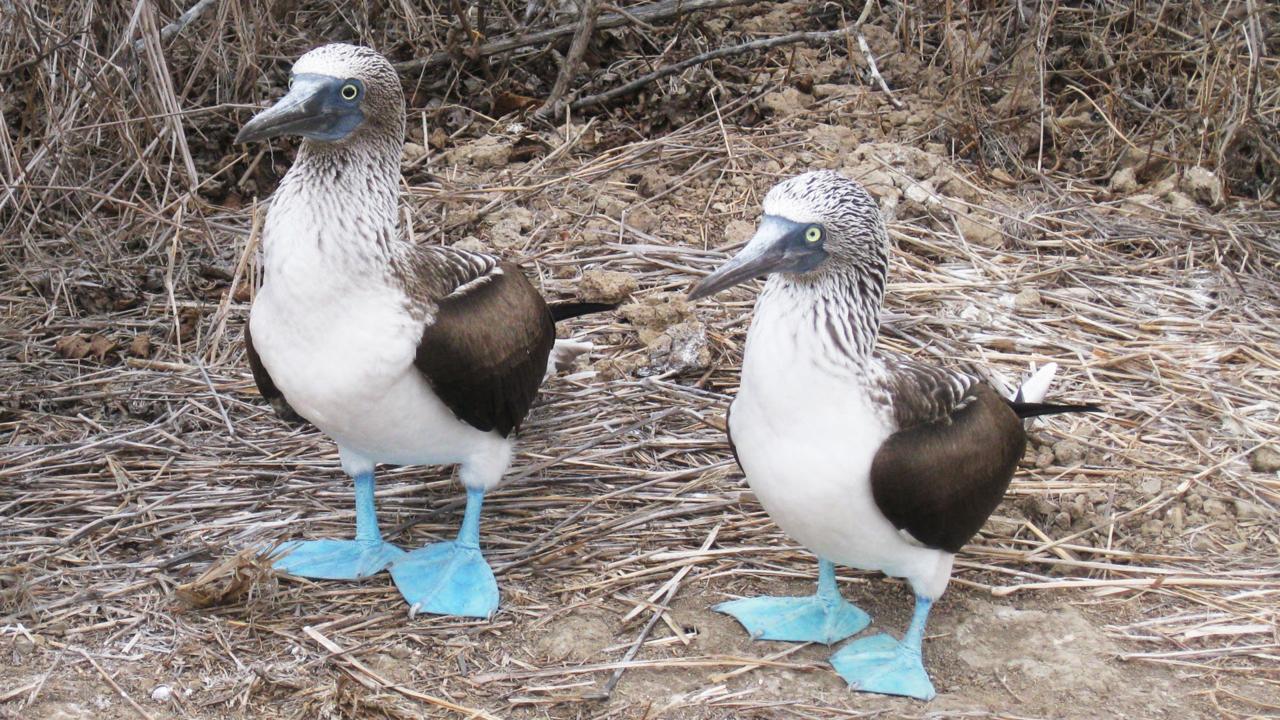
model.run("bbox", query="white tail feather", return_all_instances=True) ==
[543,339,594,381]
[1015,361,1058,404]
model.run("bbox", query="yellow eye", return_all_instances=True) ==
[341,83,359,100]
[804,226,822,243]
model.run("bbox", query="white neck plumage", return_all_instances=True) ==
[759,261,886,371]
[262,134,405,279]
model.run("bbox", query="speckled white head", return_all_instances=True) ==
[689,171,889,299]
[236,43,404,146]
[292,43,396,83]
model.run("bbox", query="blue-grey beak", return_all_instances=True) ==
[235,74,364,144]
[689,216,827,299]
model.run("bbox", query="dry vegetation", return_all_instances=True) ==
[2,1,1279,719]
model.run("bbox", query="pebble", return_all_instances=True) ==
[1053,439,1087,465]
[1249,446,1280,473]
[1202,498,1228,517]
[151,686,173,703]
[1013,287,1042,310]
[1232,499,1266,521]
[1139,477,1162,496]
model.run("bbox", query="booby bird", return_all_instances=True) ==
[689,171,1099,699]
[236,44,611,617]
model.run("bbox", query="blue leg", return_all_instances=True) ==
[389,487,499,618]
[830,595,937,700]
[273,471,405,580]
[713,558,870,644]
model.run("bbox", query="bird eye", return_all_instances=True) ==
[288,76,295,89]
[341,83,359,101]
[804,226,823,243]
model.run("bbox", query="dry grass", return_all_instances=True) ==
[2,2,1279,719]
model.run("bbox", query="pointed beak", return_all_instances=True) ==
[235,74,363,144]
[688,216,823,300]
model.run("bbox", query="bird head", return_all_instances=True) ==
[689,171,888,300]
[235,44,404,146]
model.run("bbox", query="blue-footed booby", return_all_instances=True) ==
[689,171,1099,699]
[236,44,612,617]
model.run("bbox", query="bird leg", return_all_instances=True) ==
[714,558,870,644]
[273,471,406,580]
[390,487,499,618]
[829,594,937,700]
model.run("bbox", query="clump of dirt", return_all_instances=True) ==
[578,269,638,303]
[484,205,536,249]
[619,293,711,376]
[446,134,512,170]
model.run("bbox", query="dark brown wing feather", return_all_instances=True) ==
[871,383,1025,553]
[413,262,555,437]
[244,324,304,423]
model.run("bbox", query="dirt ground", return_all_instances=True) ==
[3,2,1279,719]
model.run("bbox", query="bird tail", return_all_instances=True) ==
[550,302,618,323]
[542,302,617,380]
[1010,362,1102,419]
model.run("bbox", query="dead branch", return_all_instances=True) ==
[572,26,856,110]
[393,0,751,75]
[537,0,601,120]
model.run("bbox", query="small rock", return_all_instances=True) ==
[1232,499,1266,521]
[1035,448,1055,468]
[956,211,1003,247]
[1108,166,1139,194]
[1185,493,1204,512]
[1018,495,1056,518]
[578,270,637,304]
[1053,439,1087,466]
[1180,166,1225,207]
[1140,519,1164,538]
[1013,287,1042,310]
[813,83,860,98]
[1249,446,1280,473]
[1166,504,1184,533]
[485,206,535,248]
[634,168,670,198]
[448,135,511,169]
[724,219,756,244]
[150,686,173,703]
[620,293,695,338]
[643,320,710,375]
[402,142,427,164]
[1203,498,1228,518]
[1165,190,1197,211]
[1139,477,1162,496]
[1054,511,1072,529]
[760,87,812,116]
[128,334,152,358]
[452,236,488,253]
[807,123,858,152]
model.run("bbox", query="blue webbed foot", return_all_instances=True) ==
[390,540,498,618]
[273,538,405,580]
[830,594,938,700]
[829,633,936,700]
[715,594,869,644]
[389,487,498,618]
[714,558,869,644]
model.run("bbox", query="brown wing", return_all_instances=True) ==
[413,262,555,437]
[244,324,304,423]
[870,382,1026,554]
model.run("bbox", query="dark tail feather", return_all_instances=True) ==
[550,301,618,323]
[1010,401,1103,419]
